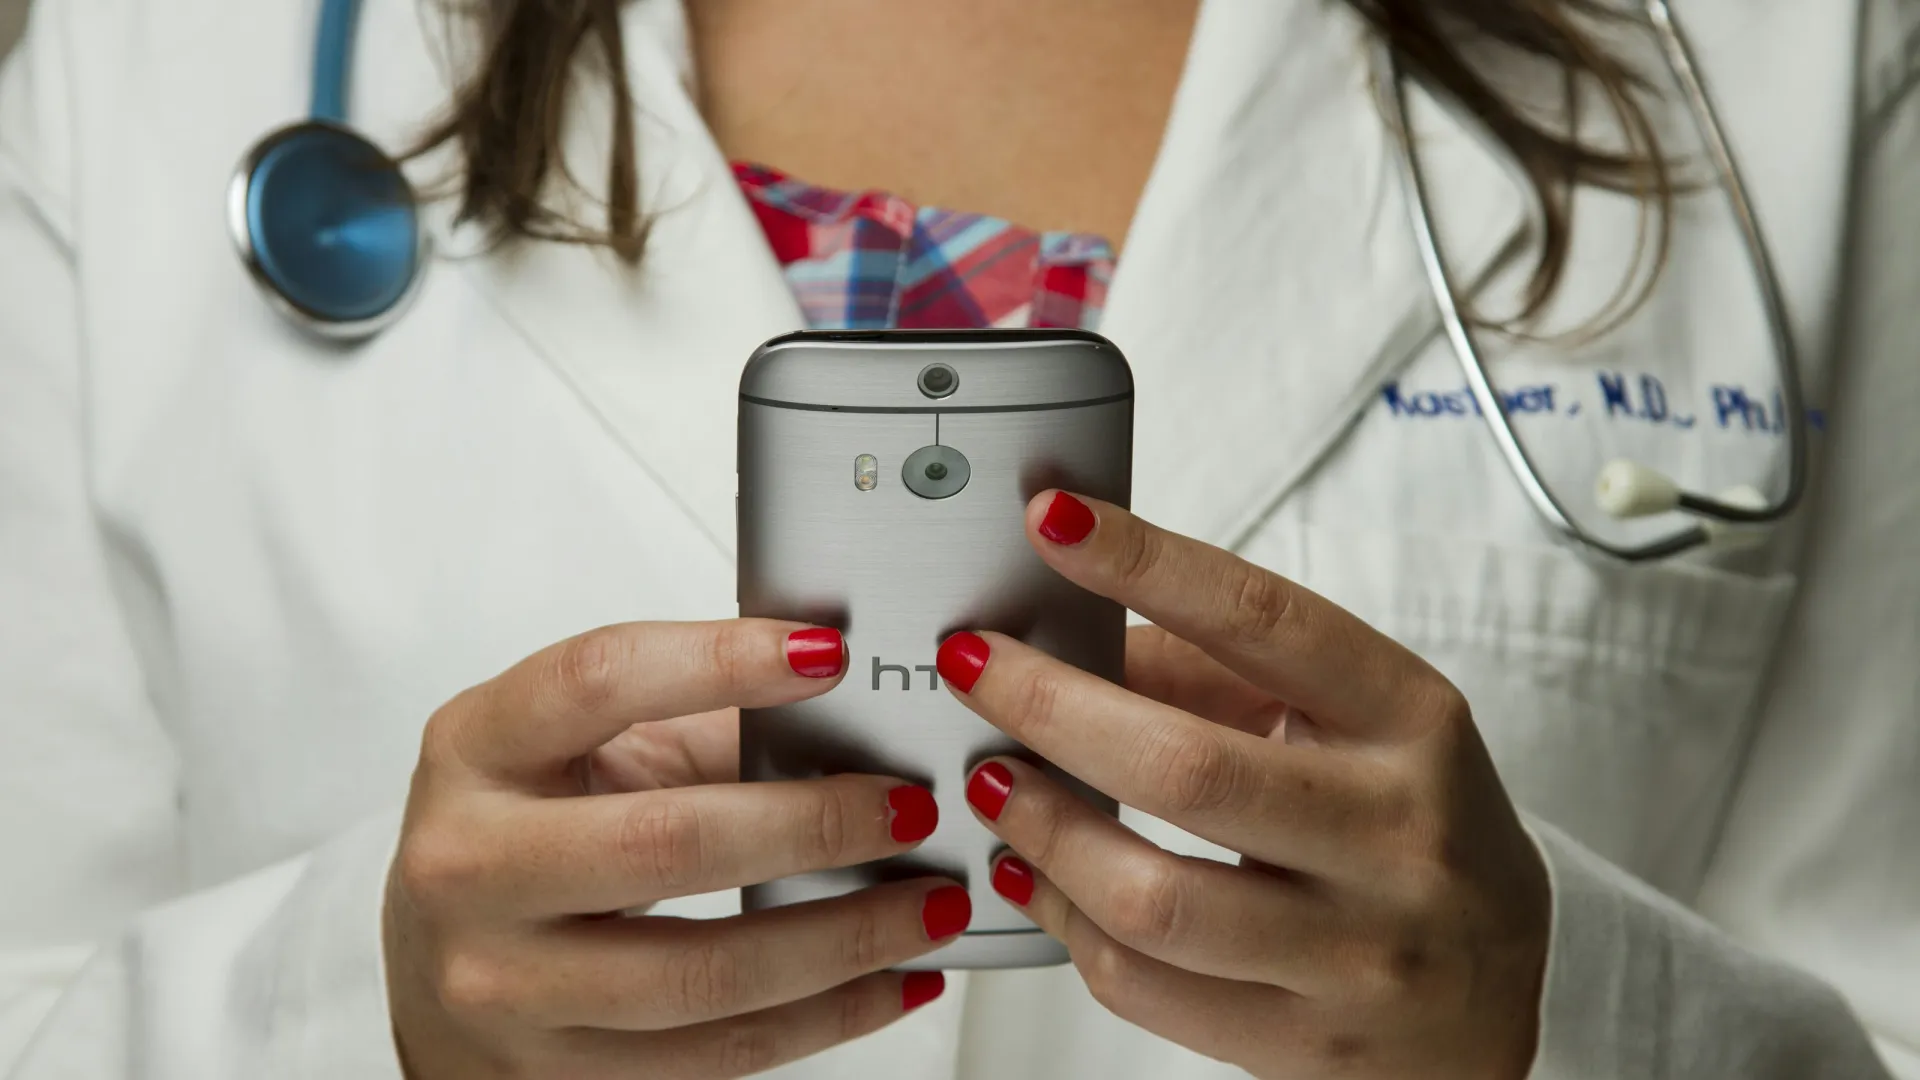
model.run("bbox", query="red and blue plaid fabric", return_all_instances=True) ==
[734,162,1115,332]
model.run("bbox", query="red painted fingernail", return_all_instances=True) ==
[785,628,846,678]
[1037,491,1097,546]
[921,885,972,940]
[887,785,938,843]
[901,970,946,1011]
[992,856,1035,906]
[936,632,989,693]
[966,761,1014,821]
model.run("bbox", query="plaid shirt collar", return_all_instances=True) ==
[733,162,1115,332]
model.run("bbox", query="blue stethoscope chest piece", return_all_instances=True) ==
[228,0,424,340]
[230,120,422,337]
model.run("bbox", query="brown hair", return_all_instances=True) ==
[413,0,1672,330]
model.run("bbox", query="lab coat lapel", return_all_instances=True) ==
[1103,0,1524,550]
[447,0,802,557]
[1109,0,1860,552]
[1682,0,1858,374]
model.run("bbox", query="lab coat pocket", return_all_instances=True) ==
[1247,525,1797,896]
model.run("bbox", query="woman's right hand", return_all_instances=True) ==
[383,619,968,1079]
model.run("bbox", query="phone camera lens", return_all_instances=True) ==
[917,363,958,399]
[902,445,970,499]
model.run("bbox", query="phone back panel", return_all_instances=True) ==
[737,331,1132,968]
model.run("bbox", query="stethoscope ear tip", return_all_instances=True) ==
[1595,460,1682,519]
[1698,485,1772,552]
[1597,465,1774,552]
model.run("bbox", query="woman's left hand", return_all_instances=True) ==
[936,491,1551,1080]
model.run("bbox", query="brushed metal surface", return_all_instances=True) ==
[738,332,1132,969]
[739,329,1132,411]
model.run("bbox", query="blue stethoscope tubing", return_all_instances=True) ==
[228,0,425,339]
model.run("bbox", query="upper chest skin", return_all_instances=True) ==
[685,0,1199,245]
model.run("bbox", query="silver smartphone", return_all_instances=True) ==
[736,328,1133,969]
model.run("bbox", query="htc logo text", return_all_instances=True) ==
[872,657,941,691]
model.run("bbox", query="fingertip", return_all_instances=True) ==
[885,783,939,844]
[1032,490,1099,547]
[920,884,972,940]
[990,853,1037,907]
[965,759,1015,821]
[785,626,848,680]
[901,970,946,1011]
[935,631,990,694]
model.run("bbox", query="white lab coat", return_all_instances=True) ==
[0,0,1914,1075]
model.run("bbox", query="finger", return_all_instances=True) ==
[587,708,740,793]
[1124,624,1291,738]
[940,630,1390,873]
[557,970,947,1080]
[1027,491,1444,740]
[1010,870,1302,1073]
[975,759,1344,993]
[505,879,970,1030]
[456,775,942,916]
[448,620,848,781]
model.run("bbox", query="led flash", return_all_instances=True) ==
[855,454,879,491]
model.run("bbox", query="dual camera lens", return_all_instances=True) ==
[917,363,958,399]
[902,444,969,499]
[880,364,963,498]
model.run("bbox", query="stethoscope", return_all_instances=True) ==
[228,0,424,339]
[233,0,1806,563]
[1379,1,1808,562]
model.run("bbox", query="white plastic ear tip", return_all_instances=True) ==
[1595,460,1681,518]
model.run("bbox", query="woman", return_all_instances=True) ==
[0,0,1914,1076]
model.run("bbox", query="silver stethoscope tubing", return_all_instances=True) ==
[1380,0,1809,562]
